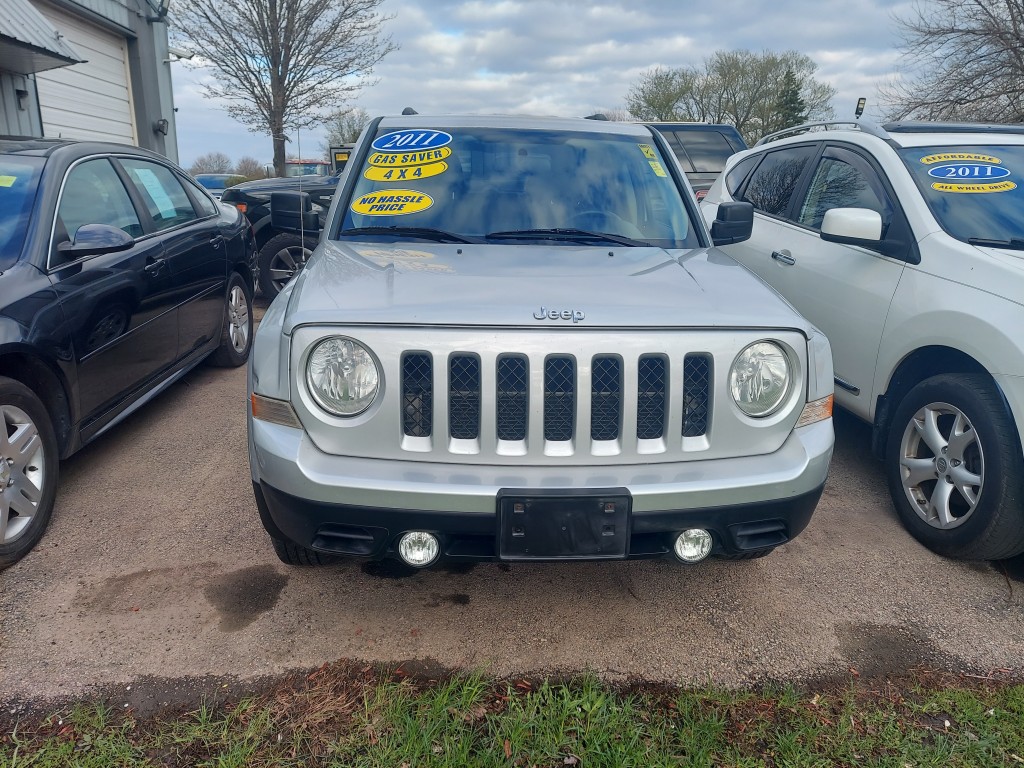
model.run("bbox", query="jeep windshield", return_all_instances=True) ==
[0,155,44,268]
[897,145,1024,245]
[335,126,701,249]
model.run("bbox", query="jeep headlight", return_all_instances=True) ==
[729,341,791,417]
[306,337,380,416]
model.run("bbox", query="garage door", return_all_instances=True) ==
[33,2,136,144]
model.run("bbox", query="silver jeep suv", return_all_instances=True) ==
[703,120,1024,560]
[247,114,834,568]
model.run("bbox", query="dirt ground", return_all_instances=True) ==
[2,307,1022,711]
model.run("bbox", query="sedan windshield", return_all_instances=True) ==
[897,144,1024,245]
[336,127,700,248]
[0,156,44,268]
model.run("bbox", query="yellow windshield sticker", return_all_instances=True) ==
[648,160,668,177]
[932,180,1017,193]
[638,144,657,159]
[368,147,452,167]
[0,175,16,187]
[351,189,433,216]
[364,161,447,182]
[920,153,1002,165]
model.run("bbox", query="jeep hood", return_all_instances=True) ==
[281,241,810,333]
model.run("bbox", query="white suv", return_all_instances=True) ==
[702,121,1024,561]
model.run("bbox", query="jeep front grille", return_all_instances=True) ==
[683,353,712,437]
[401,351,712,446]
[544,356,575,441]
[496,356,528,441]
[402,353,433,438]
[448,354,480,439]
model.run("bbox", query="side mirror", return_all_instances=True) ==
[710,201,754,246]
[270,191,321,234]
[820,208,882,246]
[57,224,134,257]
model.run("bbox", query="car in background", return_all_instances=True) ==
[193,172,241,200]
[221,173,339,297]
[702,120,1024,561]
[0,138,257,568]
[647,122,747,200]
[247,113,835,569]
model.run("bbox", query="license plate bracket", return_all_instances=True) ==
[497,490,631,560]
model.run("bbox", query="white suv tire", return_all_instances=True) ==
[885,373,1024,560]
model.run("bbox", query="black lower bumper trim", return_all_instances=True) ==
[253,481,824,563]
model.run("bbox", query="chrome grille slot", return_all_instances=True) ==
[402,353,433,437]
[636,355,667,440]
[448,354,481,439]
[496,356,528,441]
[591,356,621,441]
[544,356,575,442]
[683,353,712,437]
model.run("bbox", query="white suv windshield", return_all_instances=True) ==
[898,144,1024,246]
[336,127,700,248]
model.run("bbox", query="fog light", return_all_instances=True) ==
[397,531,440,567]
[674,529,713,563]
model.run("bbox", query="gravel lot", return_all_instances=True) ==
[2,310,1023,709]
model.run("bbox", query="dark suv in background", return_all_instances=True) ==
[647,123,747,199]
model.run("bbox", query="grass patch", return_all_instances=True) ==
[2,664,1023,767]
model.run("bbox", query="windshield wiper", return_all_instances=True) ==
[967,237,1024,251]
[340,226,479,244]
[485,228,650,247]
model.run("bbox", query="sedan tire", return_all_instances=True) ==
[209,272,253,368]
[0,377,59,570]
[886,373,1024,560]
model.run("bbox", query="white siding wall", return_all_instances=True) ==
[34,1,135,144]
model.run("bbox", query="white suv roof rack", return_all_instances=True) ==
[754,120,889,146]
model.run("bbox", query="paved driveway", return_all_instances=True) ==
[2,339,1022,705]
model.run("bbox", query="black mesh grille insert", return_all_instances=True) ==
[591,356,621,441]
[544,356,575,441]
[449,355,481,440]
[637,355,667,440]
[402,353,433,437]
[683,353,712,437]
[496,356,528,441]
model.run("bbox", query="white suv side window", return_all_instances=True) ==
[739,145,816,216]
[797,153,891,231]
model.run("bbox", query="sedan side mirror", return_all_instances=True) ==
[57,224,134,257]
[710,201,754,246]
[270,191,321,234]
[820,208,882,246]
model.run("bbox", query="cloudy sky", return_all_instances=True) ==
[170,0,914,168]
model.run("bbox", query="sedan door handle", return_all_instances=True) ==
[144,257,167,275]
[209,235,224,249]
[771,249,796,265]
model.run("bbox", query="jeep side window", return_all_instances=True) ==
[797,152,892,231]
[740,146,816,216]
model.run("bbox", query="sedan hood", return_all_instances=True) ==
[282,240,810,333]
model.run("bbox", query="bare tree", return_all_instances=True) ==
[882,0,1024,122]
[320,107,372,155]
[234,156,266,179]
[189,151,232,174]
[172,0,396,177]
[625,50,835,144]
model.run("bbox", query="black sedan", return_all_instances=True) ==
[0,138,257,568]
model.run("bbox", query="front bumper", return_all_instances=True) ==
[249,418,833,561]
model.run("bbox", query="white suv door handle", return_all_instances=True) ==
[771,249,796,265]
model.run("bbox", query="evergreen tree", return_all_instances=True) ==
[774,68,807,131]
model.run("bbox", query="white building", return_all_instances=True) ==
[0,0,179,161]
